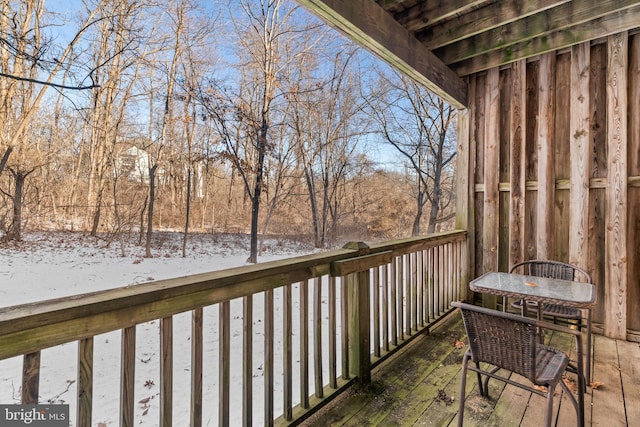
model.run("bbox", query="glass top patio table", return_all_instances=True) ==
[469,271,596,308]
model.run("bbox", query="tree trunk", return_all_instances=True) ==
[6,171,25,241]
[412,189,424,236]
[303,168,321,248]
[182,166,192,258]
[90,185,104,236]
[145,164,158,258]
[427,187,442,234]
[0,147,12,176]
[248,120,267,264]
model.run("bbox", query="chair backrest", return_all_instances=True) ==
[509,260,592,284]
[452,301,538,383]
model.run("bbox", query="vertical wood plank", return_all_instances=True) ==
[120,327,136,427]
[428,248,435,319]
[483,67,500,308]
[160,317,173,427]
[372,267,381,357]
[473,74,485,279]
[396,256,404,340]
[417,250,424,327]
[438,245,445,313]
[381,265,389,352]
[510,60,526,268]
[300,280,309,408]
[628,34,640,332]
[219,302,230,427]
[588,43,608,326]
[410,252,417,331]
[313,278,323,398]
[569,42,591,270]
[78,338,93,427]
[22,351,40,404]
[499,68,512,273]
[264,289,274,424]
[328,277,338,388]
[525,61,539,260]
[554,52,572,262]
[243,295,253,425]
[390,259,397,346]
[190,309,203,427]
[341,277,350,378]
[605,32,628,339]
[283,285,293,420]
[536,53,556,259]
[405,254,412,336]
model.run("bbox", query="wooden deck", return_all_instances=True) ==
[301,313,640,426]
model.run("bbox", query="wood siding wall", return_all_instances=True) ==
[465,32,640,341]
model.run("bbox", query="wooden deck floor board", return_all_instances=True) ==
[616,339,640,426]
[590,335,627,426]
[302,315,633,427]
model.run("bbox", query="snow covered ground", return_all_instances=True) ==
[0,231,321,426]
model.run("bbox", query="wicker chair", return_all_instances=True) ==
[508,260,593,383]
[452,302,584,427]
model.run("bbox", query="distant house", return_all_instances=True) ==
[116,147,150,184]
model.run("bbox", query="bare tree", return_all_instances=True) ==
[200,0,306,263]
[368,71,457,235]
[0,0,106,240]
[288,47,373,247]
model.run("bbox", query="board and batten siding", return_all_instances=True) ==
[463,32,640,341]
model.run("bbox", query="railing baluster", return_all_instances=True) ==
[283,284,293,420]
[300,280,309,408]
[410,252,417,333]
[447,243,453,306]
[438,245,447,315]
[313,278,323,398]
[390,260,397,346]
[78,337,93,426]
[120,326,136,427]
[243,295,253,426]
[373,266,381,357]
[382,264,389,352]
[191,309,203,427]
[219,302,230,427]
[397,256,404,340]
[417,251,422,328]
[428,247,435,321]
[264,289,274,425]
[160,317,173,427]
[341,277,350,379]
[328,276,337,388]
[22,351,40,404]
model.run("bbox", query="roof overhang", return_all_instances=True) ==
[296,0,469,108]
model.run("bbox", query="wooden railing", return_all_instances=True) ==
[0,230,467,426]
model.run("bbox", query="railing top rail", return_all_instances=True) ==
[0,229,467,360]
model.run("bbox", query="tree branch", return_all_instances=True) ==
[0,72,100,90]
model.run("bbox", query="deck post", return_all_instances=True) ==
[343,242,371,385]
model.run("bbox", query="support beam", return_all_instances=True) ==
[295,0,468,108]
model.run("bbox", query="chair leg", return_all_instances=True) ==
[544,388,555,427]
[458,353,470,427]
